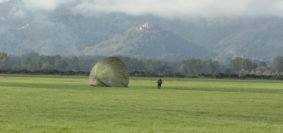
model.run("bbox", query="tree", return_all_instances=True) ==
[41,62,52,70]
[0,52,8,70]
[145,59,171,72]
[179,59,204,75]
[272,56,283,72]
[38,55,67,70]
[39,56,51,70]
[119,56,145,72]
[54,56,67,70]
[229,57,257,73]
[72,57,83,71]
[206,60,220,74]
[21,56,33,70]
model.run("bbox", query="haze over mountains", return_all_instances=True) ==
[84,23,211,59]
[1,0,283,60]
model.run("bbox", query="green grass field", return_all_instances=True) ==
[0,75,283,133]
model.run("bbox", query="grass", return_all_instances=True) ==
[0,75,283,133]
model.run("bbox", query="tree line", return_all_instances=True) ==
[1,52,283,77]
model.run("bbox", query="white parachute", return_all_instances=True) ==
[89,57,129,87]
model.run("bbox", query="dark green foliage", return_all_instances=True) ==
[2,53,283,77]
[71,57,83,71]
[207,60,220,74]
[229,57,258,73]
[21,56,33,70]
[119,56,145,72]
[179,59,204,75]
[272,56,283,72]
[144,59,171,72]
[38,55,67,70]
[0,52,8,69]
[179,59,220,75]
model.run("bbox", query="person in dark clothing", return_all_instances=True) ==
[157,79,163,89]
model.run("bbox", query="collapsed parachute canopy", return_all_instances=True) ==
[89,57,129,87]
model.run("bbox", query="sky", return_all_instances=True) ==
[1,0,283,18]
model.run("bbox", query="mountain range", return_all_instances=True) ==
[1,1,283,61]
[84,23,211,59]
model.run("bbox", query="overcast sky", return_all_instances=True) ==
[2,0,283,18]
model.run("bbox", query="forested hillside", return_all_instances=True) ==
[1,1,283,60]
[84,23,211,59]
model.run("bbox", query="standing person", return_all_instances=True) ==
[157,79,163,89]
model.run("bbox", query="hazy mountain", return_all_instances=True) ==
[161,16,283,61]
[84,23,210,59]
[1,0,283,60]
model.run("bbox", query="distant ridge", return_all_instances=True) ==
[1,1,283,60]
[84,23,211,59]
